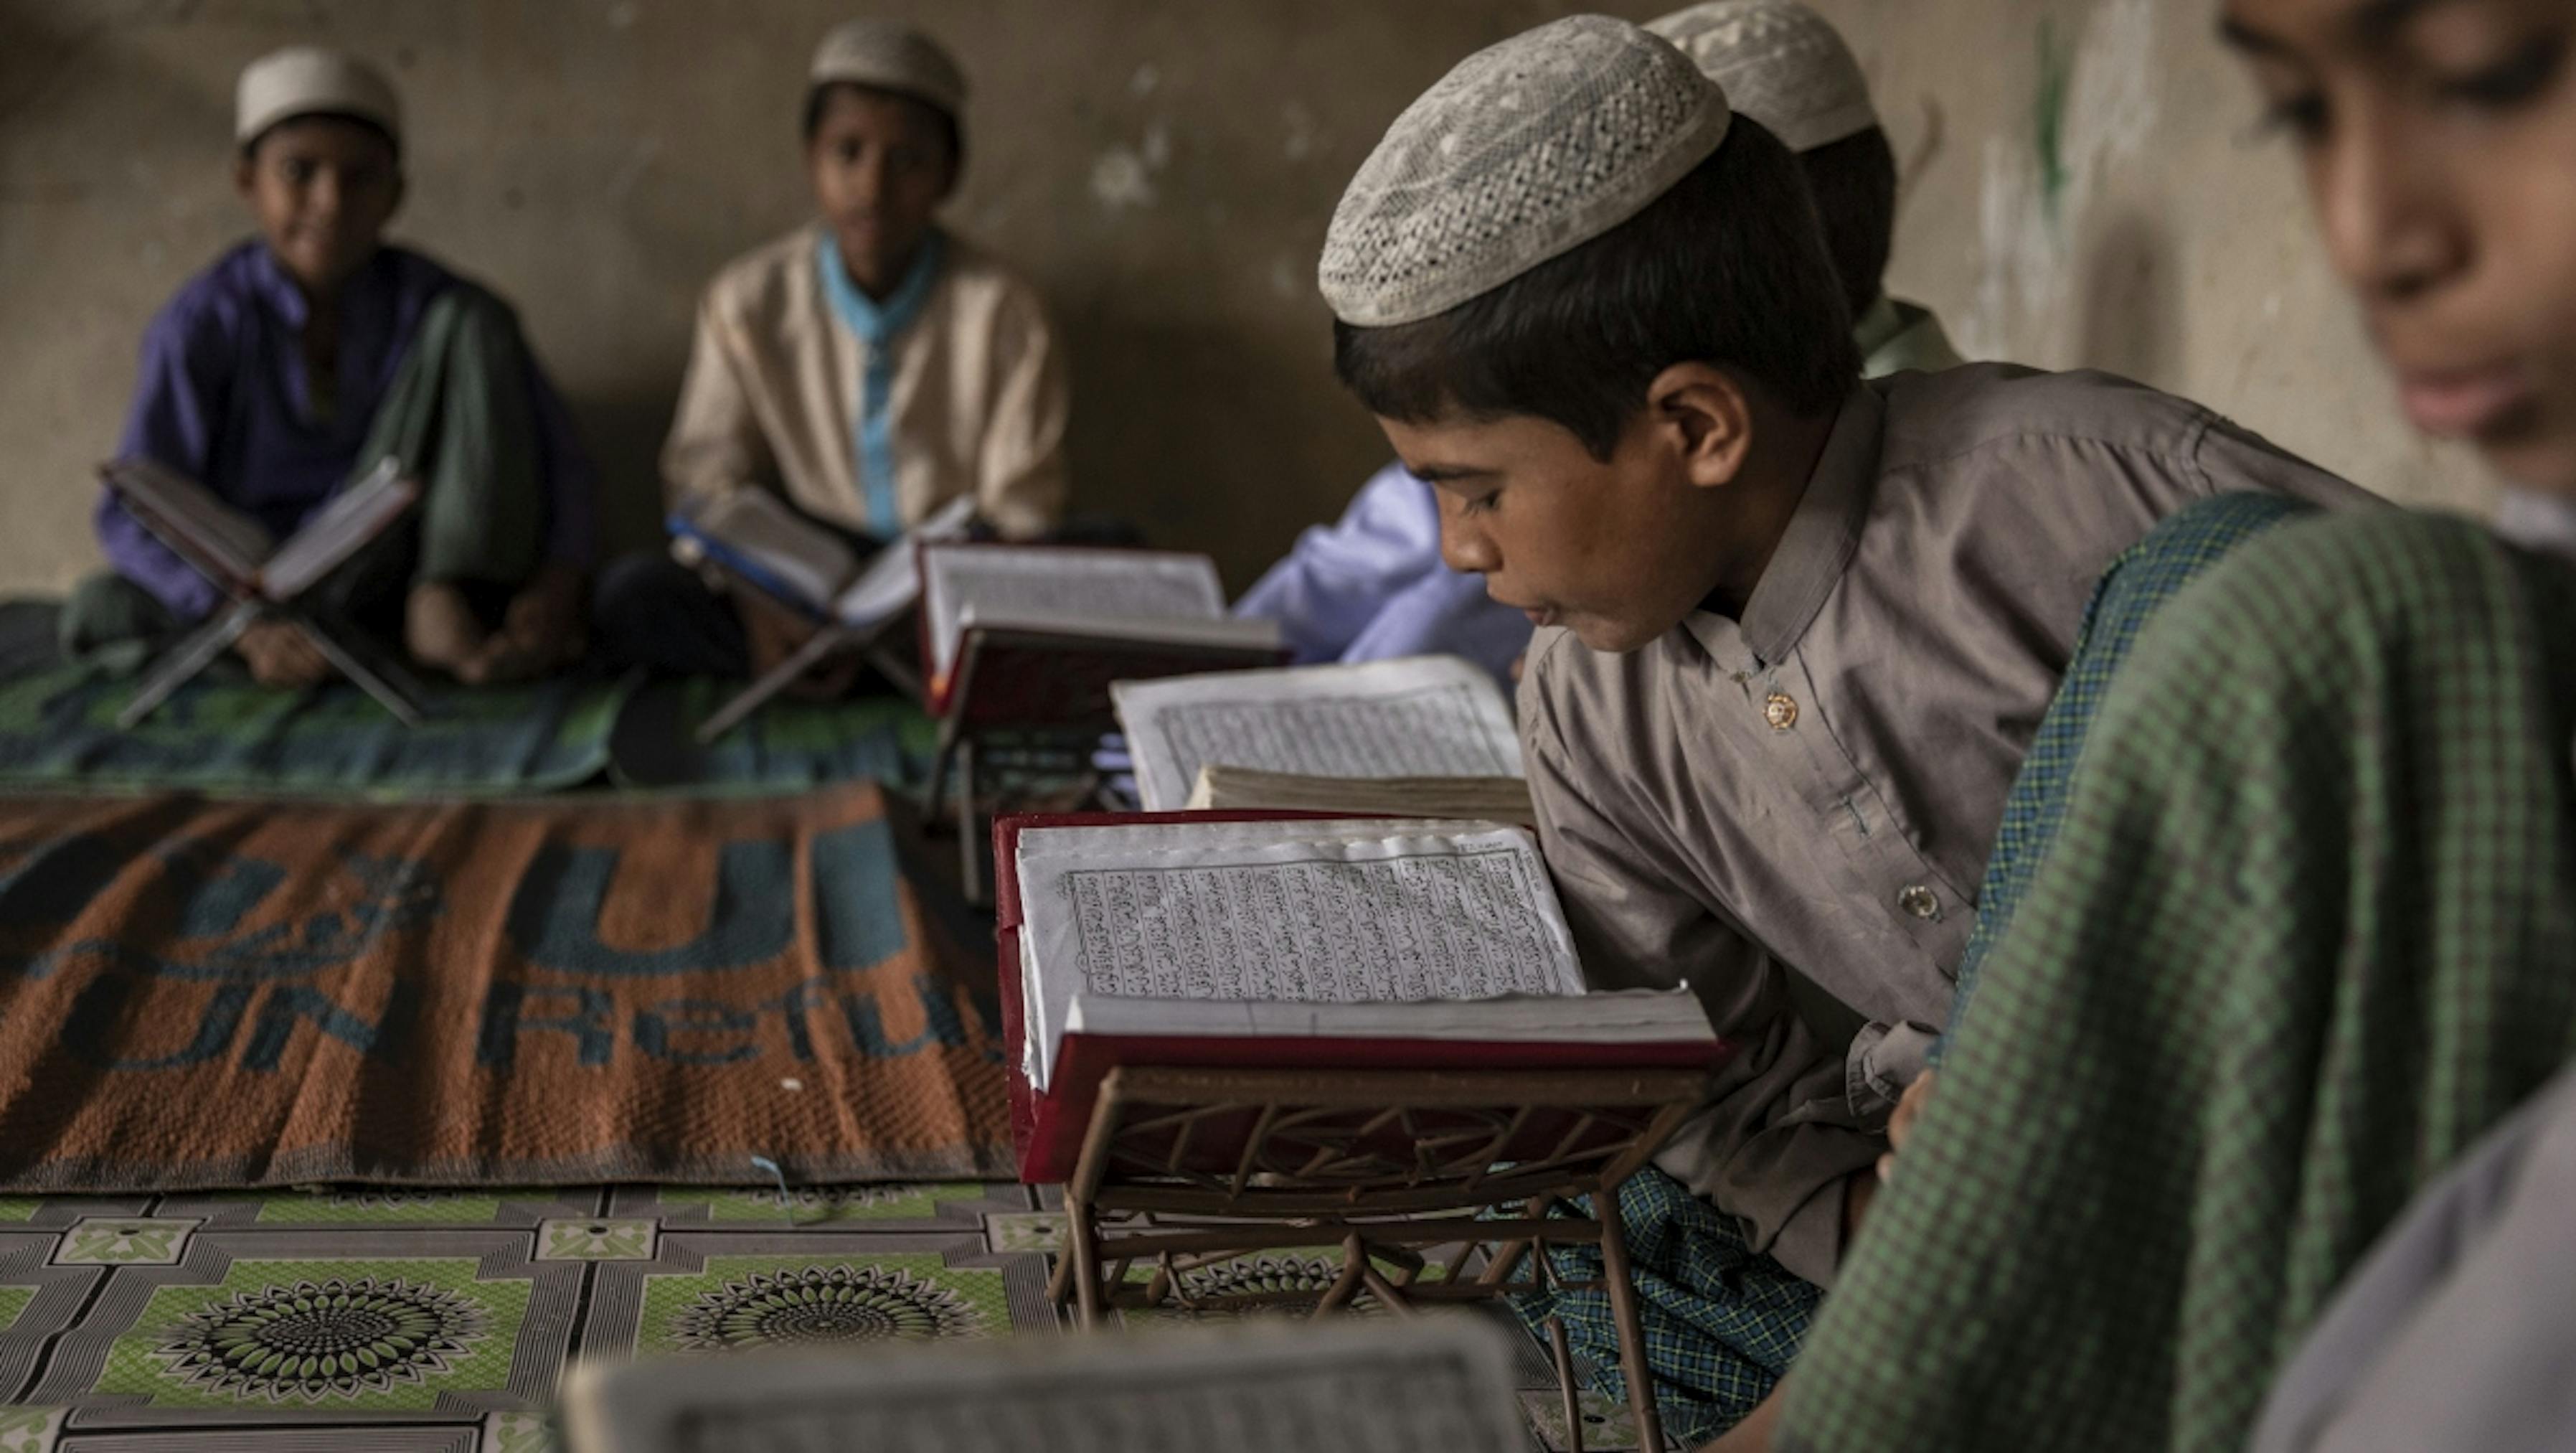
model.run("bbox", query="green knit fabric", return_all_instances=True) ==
[1781,512,2576,1453]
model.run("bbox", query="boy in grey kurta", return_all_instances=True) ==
[1318,15,2370,1294]
[1521,363,2362,1284]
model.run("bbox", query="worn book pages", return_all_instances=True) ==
[100,456,278,590]
[1067,984,1702,1040]
[1013,817,1586,1092]
[258,458,415,600]
[563,1316,1534,1453]
[1184,765,1537,826]
[1113,656,1522,812]
[919,544,1243,681]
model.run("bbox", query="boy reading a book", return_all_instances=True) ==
[1318,12,2369,1358]
[65,46,598,687]
[595,20,1070,693]
[1239,1,1955,699]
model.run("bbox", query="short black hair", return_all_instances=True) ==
[801,81,964,177]
[1797,126,1897,321]
[1334,118,1858,461]
[237,111,402,166]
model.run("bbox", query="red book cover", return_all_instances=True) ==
[993,811,1731,1185]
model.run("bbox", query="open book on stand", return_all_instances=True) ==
[669,490,976,634]
[994,809,1726,1184]
[103,454,415,604]
[100,454,429,728]
[1111,654,1524,812]
[917,543,1285,723]
[667,493,977,737]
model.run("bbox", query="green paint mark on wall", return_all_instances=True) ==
[2034,17,2072,222]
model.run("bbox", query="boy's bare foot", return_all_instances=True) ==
[735,589,856,699]
[234,618,332,687]
[499,563,587,671]
[456,632,548,686]
[784,652,862,701]
[405,580,490,679]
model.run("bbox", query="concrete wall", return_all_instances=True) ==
[0,0,2491,604]
[1808,0,2493,516]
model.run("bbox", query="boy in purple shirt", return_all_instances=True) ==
[65,47,597,687]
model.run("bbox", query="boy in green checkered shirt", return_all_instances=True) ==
[1769,2,2576,1452]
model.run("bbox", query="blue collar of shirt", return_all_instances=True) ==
[816,227,947,345]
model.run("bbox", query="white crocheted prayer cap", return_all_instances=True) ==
[811,19,968,123]
[235,46,401,146]
[1646,0,1875,154]
[1318,15,1732,328]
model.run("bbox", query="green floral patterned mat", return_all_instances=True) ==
[0,1183,1631,1451]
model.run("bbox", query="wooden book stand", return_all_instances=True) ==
[1048,1064,1712,1453]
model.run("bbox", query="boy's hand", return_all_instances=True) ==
[735,591,859,700]
[1877,1069,1938,1183]
[234,618,331,687]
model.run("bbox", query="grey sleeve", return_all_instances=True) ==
[2252,1063,2576,1453]
[2191,412,2385,511]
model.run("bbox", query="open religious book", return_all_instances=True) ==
[917,542,1284,718]
[102,454,415,604]
[1184,764,1537,824]
[1111,654,1525,812]
[669,490,976,633]
[996,811,1725,1182]
[564,1316,1534,1453]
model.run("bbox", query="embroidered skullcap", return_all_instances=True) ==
[1646,1,1875,154]
[235,47,401,147]
[810,20,968,124]
[1318,14,1732,328]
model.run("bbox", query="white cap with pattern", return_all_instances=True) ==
[810,19,968,124]
[1318,14,1732,329]
[235,46,402,147]
[1646,0,1875,155]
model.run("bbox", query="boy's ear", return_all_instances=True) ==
[232,149,259,199]
[1646,362,1755,490]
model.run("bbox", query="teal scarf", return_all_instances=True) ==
[817,227,947,535]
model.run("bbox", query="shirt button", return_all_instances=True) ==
[1763,692,1798,730]
[1898,885,1942,921]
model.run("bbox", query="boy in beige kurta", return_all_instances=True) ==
[596,20,1068,684]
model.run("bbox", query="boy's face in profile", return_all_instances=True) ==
[808,86,956,296]
[233,116,402,299]
[2224,0,2576,496]
[1384,398,1760,655]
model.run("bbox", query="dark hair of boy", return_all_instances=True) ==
[801,80,963,177]
[1798,124,1897,321]
[237,110,401,165]
[1333,117,1860,463]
